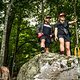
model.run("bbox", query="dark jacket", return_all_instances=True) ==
[36,23,54,35]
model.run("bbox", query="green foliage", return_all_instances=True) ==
[0,0,80,77]
[0,0,4,11]
[8,0,80,73]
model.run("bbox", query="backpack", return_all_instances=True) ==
[36,23,43,34]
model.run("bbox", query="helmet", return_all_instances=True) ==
[59,13,65,17]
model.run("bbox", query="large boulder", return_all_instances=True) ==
[17,53,79,80]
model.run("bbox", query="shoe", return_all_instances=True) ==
[41,47,45,53]
[41,50,44,53]
[45,51,49,54]
[66,56,72,59]
[60,54,65,57]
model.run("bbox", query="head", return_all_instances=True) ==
[58,13,66,23]
[44,16,51,24]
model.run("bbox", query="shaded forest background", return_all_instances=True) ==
[0,0,80,78]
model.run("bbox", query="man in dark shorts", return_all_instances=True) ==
[37,16,53,53]
[55,13,77,57]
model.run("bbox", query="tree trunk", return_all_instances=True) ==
[55,3,59,20]
[3,10,15,66]
[0,0,14,66]
[11,13,22,77]
[41,0,44,23]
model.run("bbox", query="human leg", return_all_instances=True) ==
[45,37,51,53]
[59,37,65,54]
[64,35,71,57]
[65,41,71,57]
[40,39,45,48]
[45,48,49,53]
[40,39,45,53]
[40,36,46,53]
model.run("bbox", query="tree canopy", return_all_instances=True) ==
[0,0,80,79]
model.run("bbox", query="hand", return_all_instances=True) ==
[68,18,77,24]
[50,35,52,38]
[74,18,77,23]
[55,36,58,41]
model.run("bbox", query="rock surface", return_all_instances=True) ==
[17,53,79,80]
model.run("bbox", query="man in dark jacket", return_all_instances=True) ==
[37,16,53,53]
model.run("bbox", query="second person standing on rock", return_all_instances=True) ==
[36,16,53,53]
[55,13,77,57]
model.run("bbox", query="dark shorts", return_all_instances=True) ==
[40,35,51,48]
[58,34,70,42]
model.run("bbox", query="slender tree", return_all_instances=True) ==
[0,0,14,66]
[74,0,79,57]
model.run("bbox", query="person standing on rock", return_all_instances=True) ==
[36,16,53,53]
[55,13,77,57]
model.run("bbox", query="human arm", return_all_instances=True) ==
[68,18,77,24]
[36,24,41,34]
[50,25,54,38]
[36,24,44,38]
[54,27,58,41]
